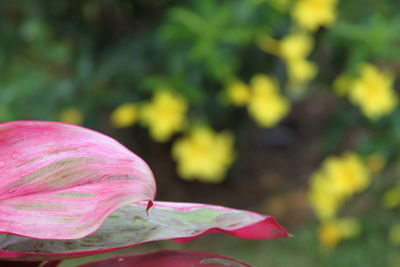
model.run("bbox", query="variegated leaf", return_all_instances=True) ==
[75,250,252,267]
[0,201,288,261]
[0,121,156,240]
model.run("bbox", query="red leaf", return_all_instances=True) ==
[76,250,252,267]
[0,260,59,267]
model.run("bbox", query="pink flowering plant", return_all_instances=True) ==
[0,121,288,266]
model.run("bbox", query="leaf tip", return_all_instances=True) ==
[146,200,154,215]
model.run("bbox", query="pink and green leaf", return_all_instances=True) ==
[0,121,288,262]
[0,121,156,240]
[0,201,288,261]
[75,250,252,267]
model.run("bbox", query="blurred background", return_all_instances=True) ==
[1,0,400,266]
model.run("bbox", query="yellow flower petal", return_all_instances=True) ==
[325,153,370,198]
[318,221,341,248]
[318,218,360,248]
[110,103,139,128]
[292,0,338,32]
[140,89,187,142]
[287,58,317,85]
[309,172,341,221]
[172,127,235,183]
[227,81,251,106]
[349,64,397,120]
[280,32,313,62]
[309,152,370,221]
[247,74,290,128]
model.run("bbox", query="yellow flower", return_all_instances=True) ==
[172,127,235,183]
[287,58,317,85]
[227,81,251,106]
[110,103,139,128]
[280,32,313,62]
[257,32,313,62]
[324,153,370,199]
[59,107,84,125]
[292,0,338,32]
[318,218,360,248]
[309,172,342,221]
[140,89,187,142]
[318,221,341,248]
[257,32,316,88]
[247,74,290,127]
[389,224,400,245]
[349,64,397,120]
[309,152,370,221]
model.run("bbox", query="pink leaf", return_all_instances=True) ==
[76,250,252,267]
[0,201,289,261]
[0,260,59,267]
[0,121,156,240]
